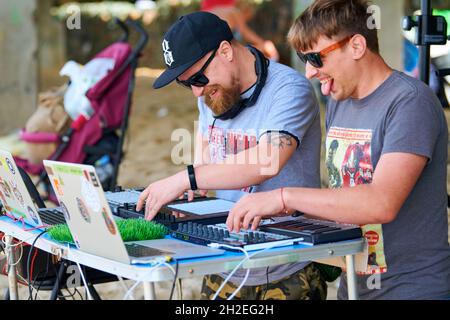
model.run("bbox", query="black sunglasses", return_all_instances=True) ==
[176,49,218,89]
[296,36,352,68]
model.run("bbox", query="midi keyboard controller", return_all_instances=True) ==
[105,188,362,250]
[171,218,362,250]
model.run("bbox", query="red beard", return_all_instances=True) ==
[204,84,241,116]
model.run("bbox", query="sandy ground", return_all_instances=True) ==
[1,70,449,300]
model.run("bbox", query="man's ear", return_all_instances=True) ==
[349,34,367,60]
[218,40,234,62]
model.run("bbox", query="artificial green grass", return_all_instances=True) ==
[48,224,75,243]
[117,218,169,241]
[47,219,169,244]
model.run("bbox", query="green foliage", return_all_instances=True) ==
[47,219,169,244]
[51,1,137,20]
[51,0,271,21]
[51,1,202,21]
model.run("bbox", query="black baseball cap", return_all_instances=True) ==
[153,11,234,89]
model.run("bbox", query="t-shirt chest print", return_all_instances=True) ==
[208,125,258,193]
[326,127,387,275]
[208,125,258,160]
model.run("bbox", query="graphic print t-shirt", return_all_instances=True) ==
[326,70,450,300]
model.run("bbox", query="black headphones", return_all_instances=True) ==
[213,45,269,121]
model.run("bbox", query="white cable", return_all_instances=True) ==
[1,232,50,268]
[117,276,135,300]
[1,233,24,267]
[211,239,302,300]
[75,261,93,300]
[227,243,285,300]
[1,233,22,247]
[1,233,41,248]
[6,242,23,267]
[123,261,176,300]
[211,244,250,300]
[123,266,161,301]
[229,239,304,300]
[66,244,93,300]
[15,273,45,300]
[228,269,250,300]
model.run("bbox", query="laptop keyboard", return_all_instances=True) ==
[125,243,172,258]
[38,208,66,226]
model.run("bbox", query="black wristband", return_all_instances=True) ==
[187,165,198,191]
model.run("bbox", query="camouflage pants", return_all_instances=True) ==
[200,263,327,300]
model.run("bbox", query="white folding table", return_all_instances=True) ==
[0,216,364,300]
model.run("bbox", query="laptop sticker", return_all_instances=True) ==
[89,172,99,187]
[76,197,91,223]
[102,208,116,235]
[6,158,15,175]
[0,190,12,211]
[11,181,25,208]
[53,163,82,176]
[0,178,12,198]
[60,201,70,221]
[81,176,101,213]
[53,178,64,196]
[27,206,40,225]
[73,234,81,248]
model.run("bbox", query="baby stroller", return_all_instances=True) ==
[2,19,149,300]
[15,18,148,202]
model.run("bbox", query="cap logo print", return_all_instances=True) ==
[162,39,174,67]
[6,158,15,175]
[153,12,234,89]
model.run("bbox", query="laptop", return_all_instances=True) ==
[0,149,66,227]
[43,160,225,264]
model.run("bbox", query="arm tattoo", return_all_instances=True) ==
[266,132,294,149]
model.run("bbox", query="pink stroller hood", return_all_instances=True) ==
[58,42,133,164]
[15,42,133,177]
[19,129,60,143]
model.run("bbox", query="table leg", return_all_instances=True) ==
[5,235,19,300]
[345,254,359,300]
[143,282,156,300]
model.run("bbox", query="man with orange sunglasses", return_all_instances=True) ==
[227,0,450,300]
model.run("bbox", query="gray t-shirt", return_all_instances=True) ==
[198,60,322,286]
[325,70,450,300]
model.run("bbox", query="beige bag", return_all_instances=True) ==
[22,85,72,164]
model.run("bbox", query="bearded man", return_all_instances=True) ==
[137,12,325,300]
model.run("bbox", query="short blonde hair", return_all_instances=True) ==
[287,0,379,53]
